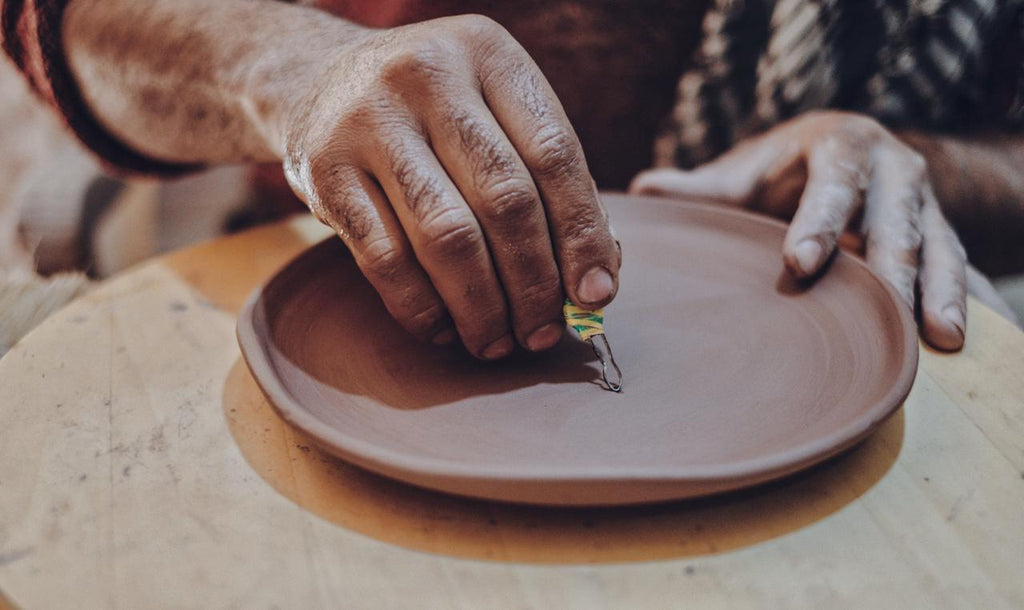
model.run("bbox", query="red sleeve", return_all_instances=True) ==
[2,0,203,176]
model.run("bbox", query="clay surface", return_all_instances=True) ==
[236,194,918,505]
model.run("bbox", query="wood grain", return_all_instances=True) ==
[2,214,1023,609]
[223,356,906,562]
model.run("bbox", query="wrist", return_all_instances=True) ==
[241,16,375,160]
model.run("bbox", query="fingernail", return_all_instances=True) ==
[431,328,457,346]
[576,267,615,305]
[794,240,823,275]
[942,305,965,337]
[526,322,563,352]
[481,335,514,360]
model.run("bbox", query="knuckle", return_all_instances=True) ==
[360,238,413,283]
[447,13,507,40]
[380,39,452,87]
[437,15,519,83]
[814,165,868,207]
[529,127,582,180]
[831,111,883,136]
[809,112,884,151]
[422,216,484,260]
[308,150,339,183]
[816,132,869,162]
[846,113,884,135]
[310,159,358,196]
[478,180,538,226]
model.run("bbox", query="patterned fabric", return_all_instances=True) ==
[657,0,1024,168]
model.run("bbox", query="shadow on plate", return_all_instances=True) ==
[250,237,605,410]
[223,358,904,564]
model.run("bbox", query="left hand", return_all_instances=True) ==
[630,110,967,350]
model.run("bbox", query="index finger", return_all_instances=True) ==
[475,45,620,308]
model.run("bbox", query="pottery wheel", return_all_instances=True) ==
[237,193,918,505]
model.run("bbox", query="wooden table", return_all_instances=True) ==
[2,215,1023,609]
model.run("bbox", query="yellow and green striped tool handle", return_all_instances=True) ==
[563,299,606,341]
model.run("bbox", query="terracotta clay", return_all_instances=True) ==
[236,193,918,506]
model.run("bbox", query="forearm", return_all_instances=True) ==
[63,0,370,164]
[900,131,1024,275]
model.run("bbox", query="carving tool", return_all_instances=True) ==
[563,299,623,392]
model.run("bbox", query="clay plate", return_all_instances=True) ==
[237,194,918,506]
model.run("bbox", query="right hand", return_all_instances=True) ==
[278,15,621,359]
[631,112,970,351]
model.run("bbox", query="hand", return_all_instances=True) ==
[279,15,620,359]
[630,110,967,351]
